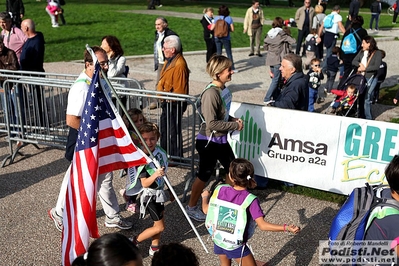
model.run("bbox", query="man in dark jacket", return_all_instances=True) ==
[6,0,24,28]
[345,0,360,28]
[20,19,44,72]
[20,19,45,125]
[271,53,308,111]
[369,0,382,31]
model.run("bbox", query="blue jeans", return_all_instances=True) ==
[364,77,377,120]
[0,85,25,136]
[264,64,281,102]
[308,87,318,112]
[369,14,380,30]
[215,38,235,70]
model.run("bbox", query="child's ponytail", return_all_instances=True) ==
[229,158,257,189]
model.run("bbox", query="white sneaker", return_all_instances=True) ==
[104,214,132,230]
[149,246,159,256]
[48,208,63,232]
[52,24,59,28]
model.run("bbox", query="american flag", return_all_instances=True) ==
[62,63,150,266]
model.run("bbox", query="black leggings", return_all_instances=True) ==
[146,200,164,221]
[196,139,235,182]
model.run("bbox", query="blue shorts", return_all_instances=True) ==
[214,244,252,260]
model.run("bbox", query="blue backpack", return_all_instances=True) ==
[323,14,334,29]
[341,28,361,54]
[329,183,399,262]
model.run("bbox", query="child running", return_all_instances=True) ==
[201,158,301,266]
[130,122,173,256]
[120,108,147,213]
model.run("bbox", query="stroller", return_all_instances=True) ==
[326,71,368,118]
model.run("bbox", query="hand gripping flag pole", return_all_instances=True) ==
[62,46,151,266]
[85,45,209,254]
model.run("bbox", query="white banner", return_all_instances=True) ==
[229,102,399,195]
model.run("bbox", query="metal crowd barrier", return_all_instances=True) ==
[0,70,200,202]
[118,89,200,202]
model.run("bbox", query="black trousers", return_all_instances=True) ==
[160,102,184,158]
[204,38,217,63]
[296,27,309,55]
[316,35,324,60]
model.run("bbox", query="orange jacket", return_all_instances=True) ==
[157,53,189,95]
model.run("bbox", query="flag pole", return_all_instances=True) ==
[85,44,131,131]
[85,45,209,254]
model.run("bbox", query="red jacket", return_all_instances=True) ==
[331,89,356,106]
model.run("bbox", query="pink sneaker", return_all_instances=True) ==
[126,203,137,213]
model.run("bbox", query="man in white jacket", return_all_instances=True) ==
[243,0,264,57]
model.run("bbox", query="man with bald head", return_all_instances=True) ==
[20,19,44,72]
[20,19,45,125]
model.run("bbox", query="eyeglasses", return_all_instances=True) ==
[162,46,172,50]
[99,60,109,67]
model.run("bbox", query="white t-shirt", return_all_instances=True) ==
[156,31,164,64]
[324,11,342,34]
[66,71,91,117]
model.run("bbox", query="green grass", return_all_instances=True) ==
[379,84,399,105]
[10,0,397,62]
[378,83,399,123]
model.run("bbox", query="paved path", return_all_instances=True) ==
[125,9,399,39]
